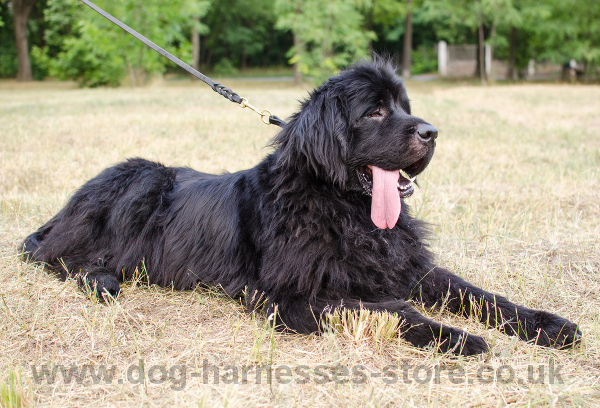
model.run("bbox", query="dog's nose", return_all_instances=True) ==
[416,124,438,143]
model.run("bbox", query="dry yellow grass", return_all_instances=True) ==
[1,77,599,407]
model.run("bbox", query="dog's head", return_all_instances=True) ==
[273,58,437,229]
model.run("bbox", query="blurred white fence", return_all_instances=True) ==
[437,41,561,80]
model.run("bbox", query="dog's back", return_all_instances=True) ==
[21,157,260,294]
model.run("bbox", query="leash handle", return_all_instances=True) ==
[79,0,286,127]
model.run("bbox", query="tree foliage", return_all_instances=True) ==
[526,0,600,66]
[32,0,210,86]
[419,0,600,74]
[200,0,285,72]
[0,0,597,84]
[275,0,376,84]
[0,2,16,77]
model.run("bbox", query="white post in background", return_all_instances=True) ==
[527,59,535,80]
[485,43,492,78]
[438,41,448,77]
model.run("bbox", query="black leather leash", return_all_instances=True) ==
[80,0,287,128]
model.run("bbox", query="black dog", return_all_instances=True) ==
[21,59,580,356]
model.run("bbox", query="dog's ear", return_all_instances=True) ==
[272,89,349,186]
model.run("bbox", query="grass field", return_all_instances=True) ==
[0,77,599,407]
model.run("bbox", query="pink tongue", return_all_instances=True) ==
[370,166,401,229]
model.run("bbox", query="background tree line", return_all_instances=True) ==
[1,0,598,86]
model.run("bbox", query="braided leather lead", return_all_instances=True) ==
[211,83,243,104]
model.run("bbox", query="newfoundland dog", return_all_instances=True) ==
[21,59,580,356]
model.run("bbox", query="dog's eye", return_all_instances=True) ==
[366,111,383,118]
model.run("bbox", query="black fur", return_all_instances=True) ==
[21,59,581,356]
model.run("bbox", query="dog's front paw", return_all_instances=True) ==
[435,328,489,356]
[529,311,582,349]
[80,272,121,302]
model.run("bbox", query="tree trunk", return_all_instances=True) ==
[402,0,413,78]
[200,35,208,66]
[487,18,497,82]
[262,28,275,67]
[206,47,213,70]
[366,5,374,53]
[293,33,302,84]
[475,0,487,86]
[292,3,303,84]
[12,0,37,82]
[241,41,248,71]
[477,24,486,85]
[508,27,517,80]
[321,16,332,60]
[192,17,200,71]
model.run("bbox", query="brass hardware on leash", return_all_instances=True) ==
[239,98,276,125]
